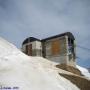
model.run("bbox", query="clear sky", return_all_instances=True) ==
[0,0,90,68]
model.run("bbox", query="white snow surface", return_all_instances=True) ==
[0,37,79,90]
[77,65,90,79]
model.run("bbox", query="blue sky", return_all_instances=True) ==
[0,0,90,68]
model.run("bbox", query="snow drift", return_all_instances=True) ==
[77,65,90,79]
[0,37,80,90]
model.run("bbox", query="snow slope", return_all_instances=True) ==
[77,65,90,79]
[0,37,79,90]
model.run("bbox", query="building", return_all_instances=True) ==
[22,32,76,67]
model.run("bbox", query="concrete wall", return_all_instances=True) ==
[46,55,68,64]
[43,35,76,67]
[65,36,76,67]
[35,41,42,56]
[44,36,68,64]
[22,41,42,56]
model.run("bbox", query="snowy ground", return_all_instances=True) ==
[77,65,90,79]
[0,37,87,90]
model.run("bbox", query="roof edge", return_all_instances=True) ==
[41,32,75,41]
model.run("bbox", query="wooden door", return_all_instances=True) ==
[26,45,28,54]
[26,44,32,56]
[51,40,60,55]
[28,44,32,56]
